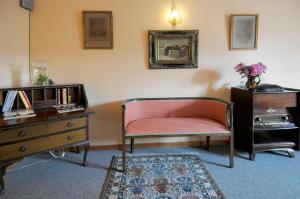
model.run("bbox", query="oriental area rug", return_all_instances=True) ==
[100,153,225,199]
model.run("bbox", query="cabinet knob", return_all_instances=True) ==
[67,122,73,128]
[18,131,26,137]
[281,116,288,122]
[254,117,262,123]
[67,135,73,140]
[19,146,26,152]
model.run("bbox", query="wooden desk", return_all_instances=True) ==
[0,84,94,195]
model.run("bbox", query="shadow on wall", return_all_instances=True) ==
[89,101,122,145]
[9,64,23,87]
[193,68,230,100]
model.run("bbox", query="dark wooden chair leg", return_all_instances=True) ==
[249,153,256,161]
[130,138,134,153]
[83,143,90,167]
[287,149,295,158]
[0,167,6,195]
[205,136,210,150]
[76,146,80,154]
[229,134,234,168]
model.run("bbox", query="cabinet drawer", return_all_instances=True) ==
[0,129,87,161]
[0,124,48,145]
[47,117,86,133]
[253,93,297,109]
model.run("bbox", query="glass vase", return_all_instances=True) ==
[246,76,260,89]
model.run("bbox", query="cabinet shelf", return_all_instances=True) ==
[0,84,88,111]
[254,133,295,150]
[254,126,299,131]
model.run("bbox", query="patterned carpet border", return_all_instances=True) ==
[100,153,225,199]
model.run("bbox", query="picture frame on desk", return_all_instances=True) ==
[83,11,113,49]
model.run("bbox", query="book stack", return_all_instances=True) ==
[2,90,36,120]
[57,88,68,105]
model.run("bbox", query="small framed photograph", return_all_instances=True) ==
[83,11,113,49]
[148,30,198,69]
[230,14,258,50]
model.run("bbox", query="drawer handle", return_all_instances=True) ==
[67,122,73,128]
[18,131,26,137]
[67,135,73,140]
[19,146,26,152]
[267,108,276,113]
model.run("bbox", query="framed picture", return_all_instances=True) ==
[83,11,113,49]
[148,30,198,69]
[230,14,258,50]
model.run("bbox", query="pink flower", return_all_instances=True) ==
[234,62,267,78]
[234,63,246,72]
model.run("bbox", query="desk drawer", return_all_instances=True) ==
[49,129,87,149]
[253,93,297,109]
[47,117,86,133]
[0,129,87,161]
[0,124,47,145]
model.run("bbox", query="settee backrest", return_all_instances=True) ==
[123,99,229,128]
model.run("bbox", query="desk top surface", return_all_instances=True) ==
[231,87,299,94]
[0,108,95,129]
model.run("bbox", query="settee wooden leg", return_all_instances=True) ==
[205,136,210,150]
[122,137,126,172]
[229,134,234,168]
[130,138,134,153]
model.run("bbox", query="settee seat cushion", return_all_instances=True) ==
[126,117,230,137]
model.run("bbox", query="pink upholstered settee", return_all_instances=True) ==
[121,97,234,170]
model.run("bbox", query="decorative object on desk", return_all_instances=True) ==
[255,83,284,92]
[101,153,225,199]
[36,74,49,86]
[30,60,49,85]
[230,14,258,50]
[48,78,55,85]
[83,11,113,49]
[53,104,85,114]
[148,30,198,69]
[234,62,267,89]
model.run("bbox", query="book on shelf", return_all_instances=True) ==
[18,91,29,109]
[62,88,67,104]
[2,90,18,113]
[22,91,32,109]
[57,89,61,105]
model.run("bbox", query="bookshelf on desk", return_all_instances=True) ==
[231,87,300,161]
[0,84,94,195]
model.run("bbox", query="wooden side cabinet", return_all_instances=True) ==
[231,87,300,160]
[0,84,94,195]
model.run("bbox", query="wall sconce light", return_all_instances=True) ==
[168,1,182,26]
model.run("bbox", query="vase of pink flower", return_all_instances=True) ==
[234,62,267,89]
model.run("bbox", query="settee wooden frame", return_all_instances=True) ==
[121,97,234,171]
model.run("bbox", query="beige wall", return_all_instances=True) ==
[30,0,300,146]
[0,0,29,87]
